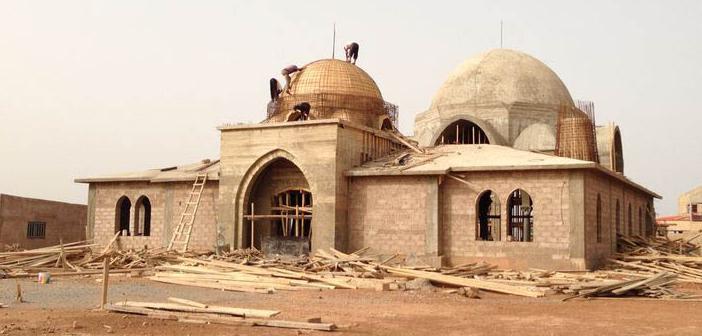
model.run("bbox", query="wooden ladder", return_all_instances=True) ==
[168,173,208,252]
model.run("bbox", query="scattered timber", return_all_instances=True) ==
[105,303,337,331]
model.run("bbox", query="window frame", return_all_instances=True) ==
[27,221,46,239]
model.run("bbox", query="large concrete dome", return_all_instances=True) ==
[431,49,574,108]
[266,59,392,128]
[414,49,575,147]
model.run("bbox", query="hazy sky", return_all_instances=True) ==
[1,1,700,215]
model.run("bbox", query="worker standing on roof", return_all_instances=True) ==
[269,78,282,100]
[281,65,302,94]
[293,102,311,121]
[344,42,359,64]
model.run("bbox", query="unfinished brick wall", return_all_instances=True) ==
[582,171,614,267]
[347,176,436,256]
[89,181,219,251]
[583,171,654,267]
[0,194,86,250]
[440,170,581,270]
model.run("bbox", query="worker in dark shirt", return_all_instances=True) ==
[269,78,282,100]
[344,42,359,64]
[293,102,311,121]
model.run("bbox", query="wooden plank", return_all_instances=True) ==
[148,276,277,294]
[167,297,208,309]
[380,265,544,297]
[115,301,280,318]
[104,304,336,331]
[253,319,337,331]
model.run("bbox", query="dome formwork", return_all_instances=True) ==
[266,59,397,129]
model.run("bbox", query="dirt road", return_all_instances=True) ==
[0,277,700,335]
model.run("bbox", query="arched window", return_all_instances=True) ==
[645,204,653,236]
[115,196,131,236]
[627,204,633,236]
[507,189,533,242]
[615,200,621,236]
[638,207,643,236]
[134,196,151,236]
[435,120,489,145]
[476,190,500,241]
[596,194,602,243]
[380,118,393,131]
[613,128,624,174]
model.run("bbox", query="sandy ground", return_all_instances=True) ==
[0,276,701,335]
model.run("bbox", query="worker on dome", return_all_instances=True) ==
[293,102,311,121]
[281,65,302,94]
[344,42,359,64]
[269,78,282,101]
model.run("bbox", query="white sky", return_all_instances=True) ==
[0,0,700,215]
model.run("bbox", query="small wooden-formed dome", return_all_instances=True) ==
[266,59,391,128]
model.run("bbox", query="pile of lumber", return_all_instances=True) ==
[618,235,700,255]
[149,248,550,297]
[105,297,336,331]
[605,235,702,284]
[0,238,183,278]
[562,272,695,300]
[0,241,98,276]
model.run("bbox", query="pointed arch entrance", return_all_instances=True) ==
[243,158,313,253]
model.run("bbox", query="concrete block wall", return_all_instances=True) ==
[336,125,404,250]
[583,171,654,267]
[218,121,342,252]
[441,170,581,270]
[347,176,438,257]
[0,194,86,250]
[89,181,218,251]
[582,171,614,267]
[218,119,404,253]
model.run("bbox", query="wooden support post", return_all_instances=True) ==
[101,256,110,310]
[295,205,300,238]
[250,203,255,249]
[15,281,22,303]
[59,238,67,269]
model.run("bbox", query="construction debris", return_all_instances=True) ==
[0,235,700,302]
[105,301,337,331]
[562,272,685,300]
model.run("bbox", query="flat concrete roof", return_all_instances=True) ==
[217,118,399,140]
[74,159,219,184]
[0,193,86,207]
[346,145,661,198]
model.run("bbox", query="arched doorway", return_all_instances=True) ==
[115,196,131,236]
[244,158,312,253]
[435,119,490,145]
[476,190,500,241]
[134,196,151,236]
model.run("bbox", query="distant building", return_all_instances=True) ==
[0,194,86,250]
[657,186,702,236]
